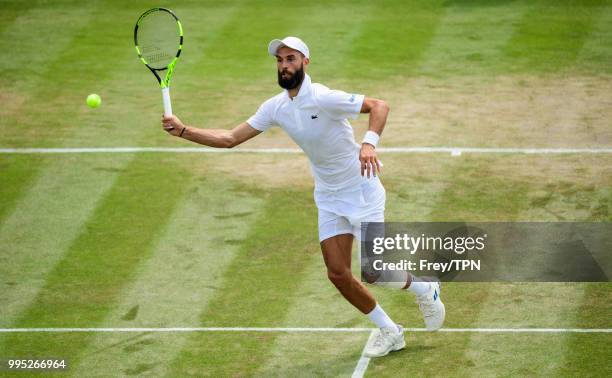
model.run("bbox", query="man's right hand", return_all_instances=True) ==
[162,114,186,137]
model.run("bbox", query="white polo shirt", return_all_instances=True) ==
[247,74,365,192]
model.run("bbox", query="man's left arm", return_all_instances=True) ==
[360,97,390,178]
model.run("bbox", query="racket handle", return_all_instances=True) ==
[161,87,172,117]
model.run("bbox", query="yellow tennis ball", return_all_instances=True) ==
[87,94,101,108]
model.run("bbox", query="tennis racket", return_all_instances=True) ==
[134,8,183,120]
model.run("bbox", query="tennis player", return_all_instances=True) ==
[161,36,445,357]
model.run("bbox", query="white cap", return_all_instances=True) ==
[268,36,310,59]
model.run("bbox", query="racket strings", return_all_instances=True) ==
[136,11,180,69]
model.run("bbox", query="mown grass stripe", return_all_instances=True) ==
[575,2,612,74]
[459,284,588,376]
[0,3,98,152]
[347,0,446,80]
[557,283,612,375]
[166,188,317,376]
[503,0,607,73]
[0,155,43,224]
[0,154,192,363]
[0,154,133,328]
[0,3,96,91]
[70,174,264,377]
[299,1,373,86]
[416,1,530,77]
[495,156,611,375]
[0,0,38,37]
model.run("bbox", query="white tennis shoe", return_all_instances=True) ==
[364,325,406,358]
[416,282,445,331]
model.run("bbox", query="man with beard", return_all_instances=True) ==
[161,36,445,357]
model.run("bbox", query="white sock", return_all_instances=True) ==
[367,303,398,331]
[407,280,431,296]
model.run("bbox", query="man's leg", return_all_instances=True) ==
[320,233,405,357]
[320,233,375,313]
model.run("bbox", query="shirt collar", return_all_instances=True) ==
[285,73,312,101]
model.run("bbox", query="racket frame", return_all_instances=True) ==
[134,7,183,117]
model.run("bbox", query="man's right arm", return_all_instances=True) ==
[162,115,262,148]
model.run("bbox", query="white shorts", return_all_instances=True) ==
[315,176,386,242]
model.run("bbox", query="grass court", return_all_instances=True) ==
[0,0,611,376]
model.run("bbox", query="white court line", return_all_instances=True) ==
[0,327,610,333]
[0,147,301,154]
[0,147,611,155]
[383,147,612,154]
[352,329,377,378]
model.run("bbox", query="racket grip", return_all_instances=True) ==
[162,87,172,117]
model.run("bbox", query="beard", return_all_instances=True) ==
[277,64,305,90]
